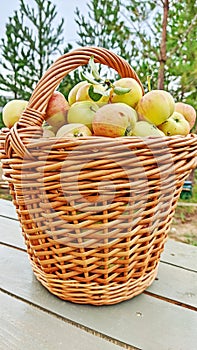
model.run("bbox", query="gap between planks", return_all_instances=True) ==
[144,290,197,312]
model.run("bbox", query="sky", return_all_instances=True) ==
[0,0,88,45]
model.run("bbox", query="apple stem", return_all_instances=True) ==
[147,75,152,92]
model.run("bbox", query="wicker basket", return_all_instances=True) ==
[1,46,197,305]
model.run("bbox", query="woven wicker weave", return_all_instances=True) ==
[1,46,197,305]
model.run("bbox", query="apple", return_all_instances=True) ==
[67,101,99,131]
[158,112,190,136]
[111,77,143,108]
[136,90,175,126]
[174,102,196,130]
[76,82,93,102]
[76,82,109,103]
[2,99,28,128]
[42,128,56,138]
[96,101,108,108]
[68,81,87,105]
[45,91,69,133]
[56,123,92,138]
[92,102,137,137]
[42,124,56,138]
[132,121,165,137]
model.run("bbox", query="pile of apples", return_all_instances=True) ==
[2,57,196,139]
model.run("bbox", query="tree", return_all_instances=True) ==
[0,0,65,108]
[75,0,131,64]
[75,0,197,109]
[166,1,197,107]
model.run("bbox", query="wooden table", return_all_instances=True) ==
[0,198,197,350]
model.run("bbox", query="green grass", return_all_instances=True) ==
[185,234,197,246]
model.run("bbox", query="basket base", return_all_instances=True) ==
[32,263,158,305]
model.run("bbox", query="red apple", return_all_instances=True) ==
[45,91,69,132]
[92,103,137,137]
[175,102,196,130]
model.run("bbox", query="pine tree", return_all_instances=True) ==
[0,0,65,108]
[75,0,130,62]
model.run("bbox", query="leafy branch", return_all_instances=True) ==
[80,56,131,102]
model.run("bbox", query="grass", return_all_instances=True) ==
[0,191,12,201]
[171,203,197,246]
[173,205,197,223]
[185,234,197,246]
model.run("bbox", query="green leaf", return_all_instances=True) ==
[88,85,103,101]
[113,86,131,95]
[89,55,101,81]
[80,71,100,85]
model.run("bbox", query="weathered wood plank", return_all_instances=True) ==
[161,239,197,272]
[147,262,197,307]
[0,291,126,350]
[0,216,24,250]
[0,244,196,350]
[0,199,17,220]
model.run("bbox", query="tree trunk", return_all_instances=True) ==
[158,0,169,90]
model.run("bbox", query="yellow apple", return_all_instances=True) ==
[158,112,190,136]
[174,102,196,130]
[111,78,143,108]
[67,101,99,131]
[136,90,175,126]
[45,91,69,133]
[76,82,109,103]
[2,99,28,128]
[92,103,137,137]
[68,81,87,105]
[132,121,165,137]
[56,123,92,138]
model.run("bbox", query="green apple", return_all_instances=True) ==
[45,91,69,133]
[68,81,87,105]
[2,99,28,128]
[158,112,190,136]
[92,102,137,137]
[111,77,143,108]
[132,121,165,137]
[136,90,175,126]
[56,123,92,138]
[67,101,99,131]
[175,102,196,130]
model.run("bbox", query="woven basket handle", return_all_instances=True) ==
[4,47,144,159]
[19,46,144,127]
